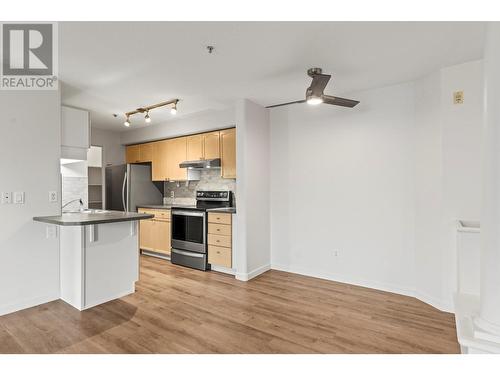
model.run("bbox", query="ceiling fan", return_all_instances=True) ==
[266,68,360,109]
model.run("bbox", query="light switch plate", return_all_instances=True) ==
[48,191,58,203]
[14,191,25,204]
[454,91,464,104]
[1,192,12,204]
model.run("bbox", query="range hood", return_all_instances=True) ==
[179,158,221,169]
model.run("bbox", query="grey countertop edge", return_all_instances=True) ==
[33,212,154,226]
[137,205,236,214]
[206,208,237,214]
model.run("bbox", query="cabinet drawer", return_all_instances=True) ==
[208,223,231,236]
[155,210,171,220]
[208,245,232,268]
[208,233,232,248]
[208,212,232,225]
[138,208,156,216]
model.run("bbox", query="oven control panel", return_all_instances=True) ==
[196,191,230,201]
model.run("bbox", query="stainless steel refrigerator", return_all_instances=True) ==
[105,164,163,212]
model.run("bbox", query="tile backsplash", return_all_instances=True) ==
[163,169,236,206]
[62,176,88,211]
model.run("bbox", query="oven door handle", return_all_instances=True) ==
[172,248,205,258]
[172,210,205,217]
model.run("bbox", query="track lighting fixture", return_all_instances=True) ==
[123,99,179,127]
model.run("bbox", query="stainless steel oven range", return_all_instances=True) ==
[171,190,233,271]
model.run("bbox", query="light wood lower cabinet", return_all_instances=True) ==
[138,208,171,257]
[208,212,232,268]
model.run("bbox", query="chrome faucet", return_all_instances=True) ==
[62,198,84,211]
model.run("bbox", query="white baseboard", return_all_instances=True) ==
[82,286,135,310]
[211,265,236,276]
[236,263,271,281]
[414,290,454,313]
[271,263,452,313]
[0,293,60,317]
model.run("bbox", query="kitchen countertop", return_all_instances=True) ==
[206,207,237,214]
[137,204,175,209]
[33,210,154,226]
[137,204,236,214]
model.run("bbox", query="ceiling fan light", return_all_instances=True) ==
[306,96,323,105]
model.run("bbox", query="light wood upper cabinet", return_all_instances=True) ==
[186,134,204,161]
[186,131,220,161]
[126,145,141,163]
[130,128,234,181]
[166,137,187,181]
[152,141,168,181]
[126,143,154,164]
[220,128,236,179]
[204,131,220,159]
[140,143,153,162]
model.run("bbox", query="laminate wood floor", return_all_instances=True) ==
[0,255,460,353]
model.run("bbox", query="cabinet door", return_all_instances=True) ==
[61,106,90,149]
[152,141,168,181]
[203,131,220,159]
[126,145,141,163]
[154,220,171,256]
[220,128,236,179]
[166,137,187,181]
[140,143,153,162]
[186,134,204,161]
[139,219,155,251]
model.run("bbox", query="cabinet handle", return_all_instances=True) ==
[216,240,220,243]
[217,228,220,231]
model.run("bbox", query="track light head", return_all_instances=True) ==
[124,117,130,127]
[171,101,178,115]
[145,111,151,123]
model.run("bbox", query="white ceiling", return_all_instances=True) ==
[59,22,486,132]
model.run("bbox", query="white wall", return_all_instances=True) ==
[91,128,125,166]
[235,99,271,280]
[270,61,484,312]
[440,61,484,307]
[119,107,235,145]
[414,71,446,309]
[270,82,417,295]
[0,90,61,316]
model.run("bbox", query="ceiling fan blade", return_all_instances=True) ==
[266,99,306,108]
[322,95,360,108]
[308,74,331,97]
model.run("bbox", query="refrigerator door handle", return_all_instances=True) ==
[122,171,128,212]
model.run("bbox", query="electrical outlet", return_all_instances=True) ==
[170,191,175,198]
[333,250,340,257]
[1,192,12,204]
[46,225,57,239]
[454,91,464,104]
[48,191,58,203]
[13,191,25,204]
